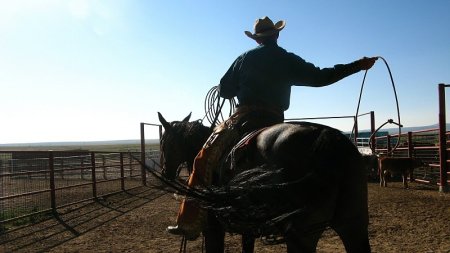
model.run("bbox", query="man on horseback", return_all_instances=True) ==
[167,16,377,240]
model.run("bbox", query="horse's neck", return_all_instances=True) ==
[184,122,211,153]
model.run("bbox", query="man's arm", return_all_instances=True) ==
[289,55,378,87]
[218,57,241,99]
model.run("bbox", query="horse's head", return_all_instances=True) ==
[158,112,192,180]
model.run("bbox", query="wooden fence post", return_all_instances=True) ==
[48,151,56,214]
[387,135,392,156]
[102,155,107,180]
[120,153,125,191]
[438,83,448,192]
[91,152,97,199]
[60,159,64,180]
[81,157,85,180]
[370,111,376,153]
[407,132,414,158]
[129,153,133,177]
[140,123,147,186]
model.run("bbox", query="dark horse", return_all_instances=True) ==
[158,112,371,253]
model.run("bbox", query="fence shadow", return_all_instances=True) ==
[0,186,167,253]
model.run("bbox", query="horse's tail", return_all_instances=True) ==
[197,164,329,236]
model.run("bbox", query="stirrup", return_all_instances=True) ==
[166,225,199,241]
[172,193,185,201]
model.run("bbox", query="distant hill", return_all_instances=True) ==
[1,123,448,148]
[376,123,449,134]
[343,123,447,136]
[0,139,159,147]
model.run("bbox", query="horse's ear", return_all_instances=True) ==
[182,112,191,123]
[158,112,171,130]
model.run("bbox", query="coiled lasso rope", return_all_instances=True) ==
[202,86,237,127]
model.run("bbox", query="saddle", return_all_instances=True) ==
[211,106,283,184]
[215,127,267,184]
[211,124,309,239]
[229,128,267,170]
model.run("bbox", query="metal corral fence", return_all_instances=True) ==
[372,128,442,183]
[0,150,161,227]
[140,112,447,190]
[357,83,449,192]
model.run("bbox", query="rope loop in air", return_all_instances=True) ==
[353,56,402,154]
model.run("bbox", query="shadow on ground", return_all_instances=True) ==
[0,186,168,253]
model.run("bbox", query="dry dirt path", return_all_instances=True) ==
[1,182,449,253]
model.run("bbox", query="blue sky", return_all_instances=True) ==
[1,0,449,143]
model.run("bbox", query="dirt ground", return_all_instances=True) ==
[1,180,449,253]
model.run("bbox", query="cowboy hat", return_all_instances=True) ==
[244,16,286,40]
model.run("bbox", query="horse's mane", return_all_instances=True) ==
[181,120,210,139]
[163,120,211,150]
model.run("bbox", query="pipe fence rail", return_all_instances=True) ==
[372,128,443,185]
[0,150,160,229]
[355,83,449,192]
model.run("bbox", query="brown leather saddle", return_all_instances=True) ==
[216,127,268,184]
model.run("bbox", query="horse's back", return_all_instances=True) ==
[213,121,370,252]
[255,122,368,224]
[255,122,362,171]
[253,122,370,251]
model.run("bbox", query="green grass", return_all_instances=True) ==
[0,207,53,232]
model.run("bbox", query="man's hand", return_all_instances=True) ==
[359,57,378,70]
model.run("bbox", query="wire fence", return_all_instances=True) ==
[2,119,446,232]
[0,150,161,229]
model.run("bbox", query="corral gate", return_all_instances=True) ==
[139,122,163,185]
